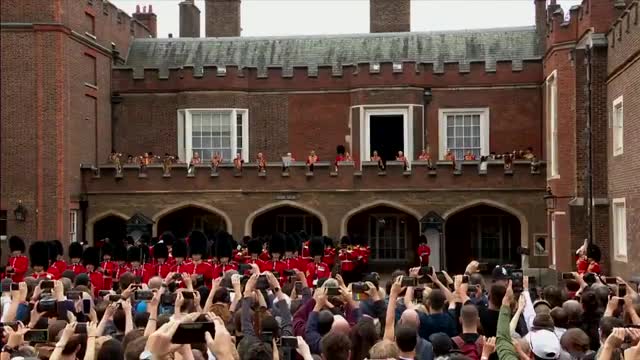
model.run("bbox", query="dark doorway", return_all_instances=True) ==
[444,205,521,273]
[157,207,227,240]
[370,115,404,163]
[94,216,127,244]
[252,206,322,238]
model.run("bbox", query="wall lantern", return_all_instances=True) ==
[14,201,27,222]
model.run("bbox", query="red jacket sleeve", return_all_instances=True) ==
[14,257,28,277]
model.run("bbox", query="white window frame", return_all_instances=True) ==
[363,107,412,162]
[612,198,627,262]
[69,210,78,243]
[368,213,408,261]
[438,107,490,160]
[612,96,624,156]
[178,109,249,164]
[546,71,559,178]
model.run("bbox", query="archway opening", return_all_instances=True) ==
[93,215,127,244]
[346,206,420,263]
[445,205,521,273]
[251,206,322,237]
[157,206,227,239]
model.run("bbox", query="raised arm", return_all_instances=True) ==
[384,277,403,341]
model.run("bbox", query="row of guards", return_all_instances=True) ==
[3,231,373,293]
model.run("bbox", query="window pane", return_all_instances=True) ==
[472,115,480,125]
[202,137,212,148]
[221,137,230,148]
[193,137,201,148]
[455,127,463,136]
[455,138,463,147]
[447,115,454,126]
[447,138,454,148]
[464,138,471,147]
[193,114,201,128]
[472,126,480,136]
[472,137,480,147]
[464,115,472,126]
[464,126,471,136]
[455,116,463,126]
[447,127,453,136]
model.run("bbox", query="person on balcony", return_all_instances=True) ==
[371,150,385,171]
[307,150,319,173]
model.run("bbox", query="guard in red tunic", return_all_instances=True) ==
[293,233,309,271]
[29,241,56,280]
[151,242,172,281]
[113,241,130,283]
[283,234,299,276]
[83,247,105,296]
[50,240,67,276]
[44,242,61,280]
[170,239,193,275]
[338,236,357,284]
[67,242,87,275]
[127,246,148,281]
[417,235,431,266]
[586,244,602,274]
[152,231,177,267]
[259,239,271,261]
[188,231,214,284]
[264,233,287,276]
[6,236,28,282]
[99,242,118,291]
[245,238,266,270]
[323,237,336,269]
[305,237,330,287]
[212,232,238,279]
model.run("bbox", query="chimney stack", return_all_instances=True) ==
[370,0,410,33]
[205,0,241,37]
[180,0,201,37]
[534,0,547,54]
[133,3,157,38]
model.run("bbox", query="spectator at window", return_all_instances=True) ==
[464,151,476,161]
[256,152,267,173]
[396,151,409,171]
[307,150,319,172]
[371,150,385,171]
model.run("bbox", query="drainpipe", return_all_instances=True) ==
[584,45,594,247]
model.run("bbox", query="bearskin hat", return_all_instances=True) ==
[336,145,345,155]
[52,240,64,257]
[69,242,84,259]
[160,231,176,247]
[242,236,251,247]
[47,241,59,263]
[269,233,286,255]
[587,244,601,262]
[285,234,297,253]
[340,235,351,247]
[419,234,428,244]
[154,242,169,260]
[29,241,50,269]
[323,236,334,249]
[82,247,101,268]
[188,230,208,256]
[101,242,114,258]
[247,238,262,255]
[139,244,151,264]
[215,232,233,259]
[298,231,309,242]
[309,237,324,258]
[172,239,188,258]
[112,240,127,262]
[9,236,25,253]
[127,246,142,263]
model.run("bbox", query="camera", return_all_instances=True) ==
[182,291,195,300]
[172,322,216,344]
[36,298,57,314]
[238,264,252,275]
[98,290,111,297]
[108,294,121,302]
[256,275,270,290]
[162,292,177,305]
[462,275,469,284]
[294,281,303,292]
[281,336,298,348]
[401,276,418,287]
[352,282,370,293]
[414,288,424,302]
[562,272,575,280]
[283,269,296,277]
[326,287,340,296]
[134,290,154,301]
[67,291,82,300]
[173,273,183,280]
[418,266,433,276]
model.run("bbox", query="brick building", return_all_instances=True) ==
[1,0,637,275]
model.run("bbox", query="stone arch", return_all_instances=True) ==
[151,201,232,237]
[86,210,129,244]
[443,198,530,269]
[244,200,329,236]
[340,199,422,237]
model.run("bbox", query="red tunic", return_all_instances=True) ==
[259,250,271,261]
[301,242,310,258]
[587,262,601,274]
[191,261,214,283]
[129,266,150,282]
[418,244,431,265]
[114,263,130,281]
[576,257,589,274]
[51,260,67,276]
[323,248,336,267]
[212,262,238,279]
[100,261,118,291]
[305,262,331,287]
[88,271,105,296]
[7,255,28,282]
[154,263,172,280]
[170,261,194,275]
[261,259,287,275]
[67,263,87,276]
[141,263,157,284]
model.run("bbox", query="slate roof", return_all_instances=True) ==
[123,26,541,77]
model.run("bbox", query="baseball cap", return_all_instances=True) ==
[492,265,509,281]
[528,329,561,359]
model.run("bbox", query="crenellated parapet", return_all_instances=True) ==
[546,0,627,50]
[81,160,546,194]
[607,0,640,75]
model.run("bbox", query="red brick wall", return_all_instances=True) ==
[428,87,542,160]
[205,0,241,37]
[607,2,640,277]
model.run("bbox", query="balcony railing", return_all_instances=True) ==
[80,160,545,193]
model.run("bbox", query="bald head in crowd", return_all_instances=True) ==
[331,315,350,334]
[148,276,163,290]
[400,309,420,328]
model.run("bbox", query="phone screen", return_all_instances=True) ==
[24,330,48,343]
[171,322,215,344]
[83,299,91,314]
[10,283,19,291]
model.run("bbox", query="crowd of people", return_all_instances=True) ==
[106,145,539,175]
[1,232,638,360]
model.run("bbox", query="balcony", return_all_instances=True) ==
[80,160,546,194]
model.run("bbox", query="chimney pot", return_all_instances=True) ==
[136,4,140,13]
[143,5,146,13]
[205,0,241,37]
[149,4,153,13]
[180,0,201,38]
[169,33,173,38]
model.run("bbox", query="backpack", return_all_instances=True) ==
[452,335,484,360]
